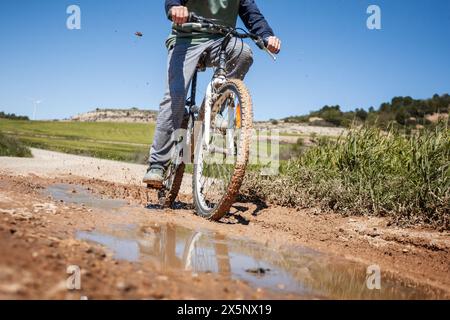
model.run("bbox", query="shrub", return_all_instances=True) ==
[242,124,450,229]
[0,132,32,157]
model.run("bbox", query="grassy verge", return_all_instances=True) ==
[0,131,32,157]
[242,124,450,229]
[0,119,155,163]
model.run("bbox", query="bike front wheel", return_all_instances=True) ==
[193,79,253,221]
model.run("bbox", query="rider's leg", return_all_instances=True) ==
[145,41,215,184]
[207,37,254,80]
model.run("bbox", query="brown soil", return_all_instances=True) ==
[0,151,449,300]
[82,177,450,295]
[0,175,301,300]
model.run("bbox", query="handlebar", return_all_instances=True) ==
[170,11,278,60]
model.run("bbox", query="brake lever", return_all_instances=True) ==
[254,37,277,61]
[263,47,277,61]
[188,12,200,22]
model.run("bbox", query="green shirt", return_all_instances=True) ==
[166,0,240,49]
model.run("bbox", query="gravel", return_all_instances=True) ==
[0,148,192,194]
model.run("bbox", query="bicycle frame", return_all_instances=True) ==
[184,34,233,156]
[179,13,277,155]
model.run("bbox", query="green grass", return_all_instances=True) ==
[242,124,450,229]
[0,119,155,163]
[0,131,32,157]
[0,119,154,144]
[0,119,304,165]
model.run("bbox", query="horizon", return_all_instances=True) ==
[2,90,449,122]
[1,0,450,121]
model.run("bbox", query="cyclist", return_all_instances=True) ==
[144,0,281,188]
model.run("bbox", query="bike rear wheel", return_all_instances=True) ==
[157,114,193,208]
[193,79,253,221]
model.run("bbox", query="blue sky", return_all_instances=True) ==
[0,0,449,121]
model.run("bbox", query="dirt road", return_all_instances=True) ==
[0,149,448,299]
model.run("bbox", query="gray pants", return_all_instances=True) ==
[149,37,254,169]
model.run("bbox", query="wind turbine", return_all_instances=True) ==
[29,98,42,120]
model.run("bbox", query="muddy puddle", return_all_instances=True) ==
[46,184,128,212]
[46,184,448,300]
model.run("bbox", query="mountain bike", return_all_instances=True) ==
[153,13,277,221]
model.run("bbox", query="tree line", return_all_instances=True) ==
[283,94,450,128]
[0,111,30,121]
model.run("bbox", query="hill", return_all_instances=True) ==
[71,108,158,123]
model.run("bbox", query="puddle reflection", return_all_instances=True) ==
[76,223,447,300]
[46,183,448,299]
[46,184,127,211]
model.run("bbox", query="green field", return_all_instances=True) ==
[0,119,305,164]
[0,119,155,163]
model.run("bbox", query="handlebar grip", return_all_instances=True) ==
[167,8,198,23]
[260,37,281,54]
[179,22,204,32]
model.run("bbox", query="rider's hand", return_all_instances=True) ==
[266,36,282,54]
[170,6,189,25]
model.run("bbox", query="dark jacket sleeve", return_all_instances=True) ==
[239,0,275,40]
[165,0,183,17]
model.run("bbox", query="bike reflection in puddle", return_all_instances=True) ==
[50,184,447,299]
[136,224,232,275]
[76,224,235,276]
[76,223,448,299]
